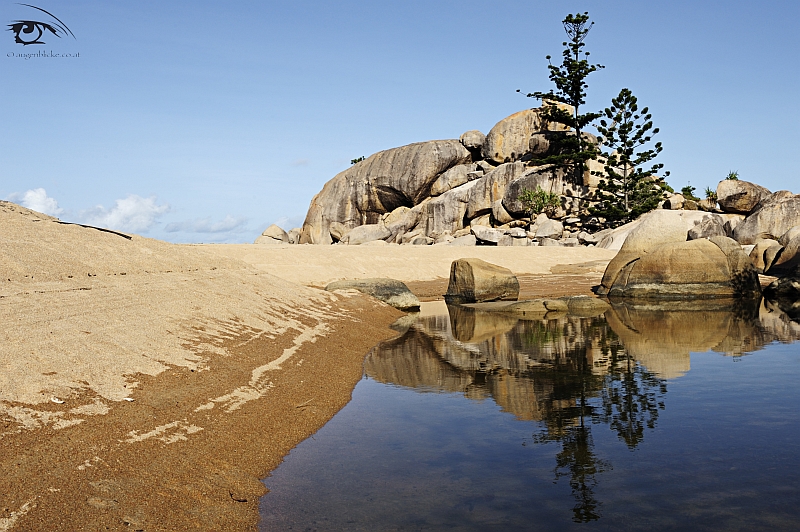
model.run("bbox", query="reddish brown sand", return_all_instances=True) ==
[0,202,401,531]
[0,201,634,531]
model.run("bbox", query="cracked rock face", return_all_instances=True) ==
[733,191,800,245]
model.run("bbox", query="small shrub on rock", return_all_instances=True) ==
[519,187,560,217]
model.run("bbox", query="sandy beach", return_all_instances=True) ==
[1,201,616,531]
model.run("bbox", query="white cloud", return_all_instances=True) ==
[270,215,305,231]
[7,188,64,216]
[164,215,248,234]
[80,195,169,233]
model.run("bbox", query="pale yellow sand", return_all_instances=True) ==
[198,242,617,287]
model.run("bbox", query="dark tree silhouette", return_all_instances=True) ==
[520,12,604,182]
[591,88,670,225]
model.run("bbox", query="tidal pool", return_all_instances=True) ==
[260,299,800,531]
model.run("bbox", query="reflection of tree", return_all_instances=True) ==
[598,346,667,449]
[367,311,671,523]
[529,325,610,522]
[554,426,608,522]
[526,319,665,522]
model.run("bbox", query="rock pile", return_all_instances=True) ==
[290,104,621,248]
[260,107,799,279]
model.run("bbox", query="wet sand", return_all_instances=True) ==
[1,201,619,531]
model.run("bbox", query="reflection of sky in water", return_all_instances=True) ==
[260,301,800,530]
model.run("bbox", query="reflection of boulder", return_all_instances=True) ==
[364,310,615,422]
[604,298,785,378]
[764,266,800,321]
[363,317,476,394]
[760,299,800,337]
[486,372,543,421]
[605,304,695,378]
[446,304,519,343]
[366,300,800,427]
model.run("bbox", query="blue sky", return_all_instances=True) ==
[2,0,798,243]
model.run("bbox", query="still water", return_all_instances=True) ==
[260,299,800,531]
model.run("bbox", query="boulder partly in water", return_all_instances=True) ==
[599,235,761,300]
[444,258,519,304]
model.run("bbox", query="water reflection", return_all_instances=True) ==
[364,299,800,522]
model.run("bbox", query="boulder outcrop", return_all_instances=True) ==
[291,107,796,263]
[732,190,800,244]
[296,105,649,248]
[716,179,772,215]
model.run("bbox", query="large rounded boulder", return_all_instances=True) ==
[716,179,771,215]
[600,235,761,300]
[599,209,696,292]
[481,107,570,164]
[300,140,471,244]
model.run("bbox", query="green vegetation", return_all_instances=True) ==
[705,187,717,201]
[681,185,700,201]
[590,89,670,225]
[516,12,677,225]
[519,186,561,217]
[519,12,604,180]
[726,170,739,180]
[351,156,365,165]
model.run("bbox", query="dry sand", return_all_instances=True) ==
[199,242,616,288]
[1,201,616,531]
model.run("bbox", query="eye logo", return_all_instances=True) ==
[7,4,75,46]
